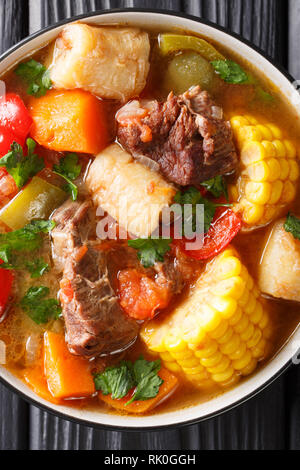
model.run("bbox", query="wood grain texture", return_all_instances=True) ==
[0,0,297,451]
[0,0,30,451]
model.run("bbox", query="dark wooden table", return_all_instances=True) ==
[0,0,300,451]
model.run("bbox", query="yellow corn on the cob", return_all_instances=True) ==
[229,115,299,227]
[140,248,271,390]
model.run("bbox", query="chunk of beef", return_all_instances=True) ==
[51,200,139,357]
[117,86,238,186]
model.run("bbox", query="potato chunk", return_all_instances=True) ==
[259,220,300,302]
[48,23,150,101]
[86,144,176,238]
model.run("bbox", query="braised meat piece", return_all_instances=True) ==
[117,86,238,186]
[51,200,139,357]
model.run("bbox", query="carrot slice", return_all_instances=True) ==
[29,89,109,154]
[23,365,63,405]
[44,332,95,399]
[99,368,179,414]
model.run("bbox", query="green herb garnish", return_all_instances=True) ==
[211,59,249,84]
[25,258,49,279]
[0,220,55,269]
[15,59,52,97]
[53,153,82,201]
[201,176,229,200]
[128,238,172,268]
[0,139,45,189]
[174,187,231,236]
[21,286,61,325]
[284,213,300,240]
[94,356,163,405]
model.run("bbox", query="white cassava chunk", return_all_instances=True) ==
[47,23,150,101]
[259,220,300,302]
[86,144,175,238]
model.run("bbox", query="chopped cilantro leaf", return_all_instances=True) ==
[0,139,45,188]
[201,176,229,200]
[284,213,300,241]
[128,238,172,268]
[94,356,163,406]
[20,286,61,325]
[53,153,82,201]
[15,59,52,97]
[25,258,49,279]
[211,60,249,84]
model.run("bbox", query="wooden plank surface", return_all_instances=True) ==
[0,0,29,451]
[0,0,297,450]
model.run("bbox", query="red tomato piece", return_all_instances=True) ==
[0,261,14,320]
[118,269,170,321]
[0,126,23,157]
[0,93,32,142]
[174,209,242,261]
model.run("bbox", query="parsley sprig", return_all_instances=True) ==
[201,175,229,200]
[128,238,172,268]
[0,139,45,189]
[284,213,300,240]
[94,357,163,405]
[174,187,231,236]
[0,220,55,270]
[20,286,61,325]
[15,59,52,97]
[53,153,82,201]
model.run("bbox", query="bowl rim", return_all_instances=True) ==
[0,7,296,431]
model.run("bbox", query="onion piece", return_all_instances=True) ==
[135,154,160,173]
[25,334,42,366]
[0,340,6,365]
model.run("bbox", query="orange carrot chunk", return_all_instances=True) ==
[99,368,179,414]
[29,89,109,154]
[44,332,95,399]
[23,365,63,405]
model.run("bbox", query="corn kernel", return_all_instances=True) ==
[178,356,200,368]
[194,340,219,359]
[266,124,283,139]
[245,182,272,205]
[213,277,246,300]
[251,338,267,359]
[241,323,255,342]
[244,115,258,125]
[229,307,243,326]
[164,332,187,353]
[212,366,235,383]
[218,326,234,345]
[228,341,247,361]
[240,358,258,376]
[280,181,297,204]
[230,116,249,129]
[289,160,300,182]
[242,201,264,225]
[164,361,183,373]
[250,301,264,325]
[209,320,229,340]
[208,357,231,375]
[215,256,242,280]
[234,315,250,334]
[219,334,241,356]
[261,140,276,158]
[171,349,194,361]
[244,293,257,315]
[272,140,286,157]
[245,161,270,182]
[267,158,281,182]
[284,140,297,159]
[160,351,175,362]
[241,142,267,166]
[182,364,205,375]
[279,158,290,180]
[211,297,238,320]
[201,351,223,368]
[247,328,263,348]
[256,125,273,141]
[238,288,250,308]
[268,180,283,205]
[199,305,222,332]
[233,350,252,371]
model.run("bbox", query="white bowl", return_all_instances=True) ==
[1,9,300,431]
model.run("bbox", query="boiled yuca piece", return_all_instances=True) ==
[47,23,150,101]
[86,144,176,238]
[259,220,300,302]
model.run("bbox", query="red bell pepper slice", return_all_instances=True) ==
[174,208,242,261]
[0,261,14,320]
[0,93,32,143]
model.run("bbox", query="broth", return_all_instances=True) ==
[0,24,300,416]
